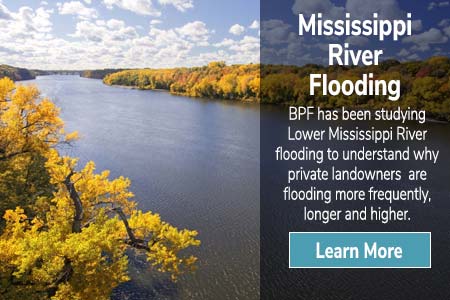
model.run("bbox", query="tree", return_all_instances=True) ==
[102,63,260,101]
[0,78,200,299]
[0,78,76,214]
[102,58,450,120]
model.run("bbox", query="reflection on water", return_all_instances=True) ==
[24,75,260,300]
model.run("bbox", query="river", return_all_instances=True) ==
[24,75,260,300]
[23,75,450,299]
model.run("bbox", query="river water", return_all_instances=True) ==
[23,75,450,300]
[24,75,260,300]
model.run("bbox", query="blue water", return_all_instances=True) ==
[24,75,260,300]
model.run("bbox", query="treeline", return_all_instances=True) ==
[261,56,450,121]
[4,58,450,120]
[102,58,450,120]
[0,64,36,81]
[103,62,260,100]
[82,68,125,79]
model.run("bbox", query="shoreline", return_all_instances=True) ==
[104,83,259,103]
[83,81,450,124]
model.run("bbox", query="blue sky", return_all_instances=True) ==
[3,0,448,69]
[261,0,450,65]
[0,0,259,69]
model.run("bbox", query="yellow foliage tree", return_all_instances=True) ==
[103,62,260,101]
[0,78,200,299]
[0,78,76,213]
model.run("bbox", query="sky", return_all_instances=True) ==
[2,0,449,70]
[261,0,450,65]
[0,0,259,70]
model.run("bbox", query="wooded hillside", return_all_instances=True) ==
[103,58,450,120]
[0,64,36,81]
[103,62,260,100]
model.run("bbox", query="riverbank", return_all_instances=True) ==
[107,82,259,104]
[96,58,450,122]
[104,81,448,122]
[24,75,260,300]
[7,58,450,122]
[102,62,260,102]
[0,64,36,81]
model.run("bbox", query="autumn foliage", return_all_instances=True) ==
[0,78,200,300]
[103,61,260,100]
[103,58,450,120]
[0,64,35,81]
[260,56,450,120]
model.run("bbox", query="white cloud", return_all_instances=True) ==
[103,0,161,16]
[407,53,420,60]
[403,28,448,51]
[249,20,259,29]
[57,1,98,19]
[291,0,408,21]
[0,2,11,19]
[292,0,344,19]
[439,19,450,27]
[211,35,259,64]
[411,20,423,32]
[175,21,210,44]
[428,1,450,10]
[10,6,53,33]
[260,18,312,65]
[261,19,291,45]
[229,24,245,36]
[0,5,59,67]
[229,35,259,52]
[106,19,125,30]
[0,1,258,69]
[397,48,409,57]
[443,26,450,37]
[158,0,193,12]
[214,38,235,48]
[71,18,138,42]
[346,0,405,19]
[344,36,369,46]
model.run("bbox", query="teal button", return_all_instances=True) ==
[289,232,431,268]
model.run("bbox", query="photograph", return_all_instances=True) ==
[1,1,450,300]
[0,0,259,299]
